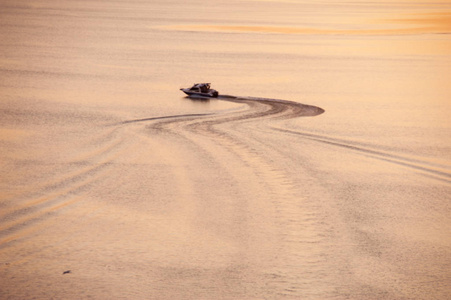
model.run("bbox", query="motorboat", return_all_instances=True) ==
[180,83,219,98]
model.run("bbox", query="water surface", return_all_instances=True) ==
[1,0,450,299]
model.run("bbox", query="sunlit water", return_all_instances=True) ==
[1,0,450,299]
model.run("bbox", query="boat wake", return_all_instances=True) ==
[120,94,450,186]
[2,93,449,299]
[273,127,451,183]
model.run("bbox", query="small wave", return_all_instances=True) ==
[119,113,213,125]
[274,127,451,183]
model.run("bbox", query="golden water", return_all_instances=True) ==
[1,0,450,298]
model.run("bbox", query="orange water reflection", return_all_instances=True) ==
[164,12,451,35]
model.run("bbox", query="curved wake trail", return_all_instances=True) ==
[124,95,324,134]
[218,94,325,119]
[124,94,450,185]
[120,93,450,192]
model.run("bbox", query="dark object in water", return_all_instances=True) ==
[63,270,71,275]
[180,83,219,98]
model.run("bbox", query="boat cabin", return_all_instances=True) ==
[189,83,211,93]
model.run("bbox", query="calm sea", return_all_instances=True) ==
[1,0,450,298]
